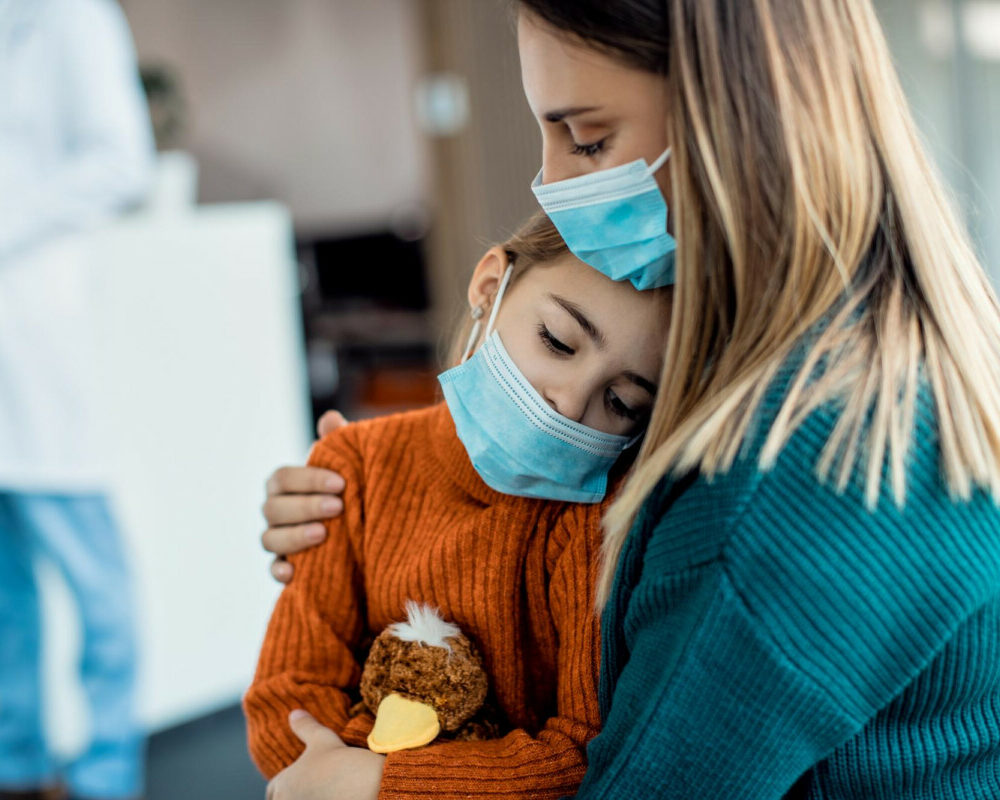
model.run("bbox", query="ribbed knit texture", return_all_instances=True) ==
[244,402,606,799]
[576,363,1000,799]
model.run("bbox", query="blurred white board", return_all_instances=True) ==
[43,201,312,754]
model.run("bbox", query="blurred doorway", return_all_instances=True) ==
[417,0,540,343]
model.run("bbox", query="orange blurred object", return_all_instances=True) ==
[359,367,440,411]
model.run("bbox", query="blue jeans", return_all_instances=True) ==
[0,492,143,799]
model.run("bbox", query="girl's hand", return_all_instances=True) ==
[261,411,350,584]
[266,710,385,800]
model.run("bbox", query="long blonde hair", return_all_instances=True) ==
[592,0,1000,605]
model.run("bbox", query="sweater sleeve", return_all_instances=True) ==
[243,431,369,779]
[574,421,1000,799]
[575,562,860,799]
[375,501,605,800]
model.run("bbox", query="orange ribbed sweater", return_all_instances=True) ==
[244,402,607,799]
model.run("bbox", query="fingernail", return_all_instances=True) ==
[306,524,326,543]
[326,476,343,491]
[289,709,307,722]
[321,498,340,514]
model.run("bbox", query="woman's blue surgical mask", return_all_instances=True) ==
[531,147,675,290]
[438,267,636,503]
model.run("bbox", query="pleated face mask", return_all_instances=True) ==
[437,266,636,503]
[530,147,676,291]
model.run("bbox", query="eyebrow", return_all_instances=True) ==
[624,371,658,397]
[550,294,605,347]
[543,106,601,123]
[549,292,607,347]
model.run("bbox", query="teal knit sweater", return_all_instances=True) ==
[575,362,1000,799]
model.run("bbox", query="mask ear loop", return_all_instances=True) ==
[460,264,513,363]
[483,264,514,337]
[645,146,672,177]
[459,307,484,364]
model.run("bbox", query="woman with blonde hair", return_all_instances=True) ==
[261,0,1000,796]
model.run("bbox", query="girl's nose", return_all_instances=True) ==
[544,387,588,423]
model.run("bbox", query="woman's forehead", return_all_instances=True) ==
[518,11,635,111]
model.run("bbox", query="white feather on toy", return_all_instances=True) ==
[387,600,461,652]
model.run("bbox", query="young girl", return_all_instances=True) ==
[244,212,672,799]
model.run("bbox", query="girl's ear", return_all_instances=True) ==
[467,246,511,312]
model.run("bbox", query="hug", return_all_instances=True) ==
[250,2,1000,799]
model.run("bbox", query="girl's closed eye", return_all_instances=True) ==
[606,389,642,423]
[537,323,574,355]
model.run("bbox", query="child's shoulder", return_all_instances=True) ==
[543,490,614,565]
[308,403,444,471]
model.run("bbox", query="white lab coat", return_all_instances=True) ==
[0,0,154,491]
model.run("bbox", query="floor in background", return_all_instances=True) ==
[147,704,265,800]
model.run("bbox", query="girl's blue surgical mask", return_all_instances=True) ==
[438,266,637,503]
[531,147,675,290]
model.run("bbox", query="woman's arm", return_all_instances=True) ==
[260,410,349,583]
[371,502,606,800]
[245,429,369,778]
[574,438,1000,799]
[575,563,854,799]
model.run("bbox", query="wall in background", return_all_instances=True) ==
[120,0,429,237]
[876,0,999,282]
[417,0,542,339]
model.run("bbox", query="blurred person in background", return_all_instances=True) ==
[0,1,153,799]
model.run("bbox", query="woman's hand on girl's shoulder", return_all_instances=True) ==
[260,410,350,584]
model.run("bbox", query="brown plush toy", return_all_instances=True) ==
[359,600,489,754]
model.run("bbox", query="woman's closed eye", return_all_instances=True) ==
[570,138,606,157]
[538,323,574,355]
